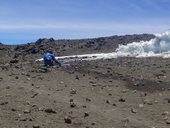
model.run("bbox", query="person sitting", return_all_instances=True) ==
[43,51,61,67]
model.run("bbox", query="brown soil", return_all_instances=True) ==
[0,34,170,128]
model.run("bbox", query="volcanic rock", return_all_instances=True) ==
[166,120,170,124]
[131,108,137,113]
[119,98,126,102]
[20,117,27,121]
[23,109,31,114]
[0,101,8,105]
[33,124,40,128]
[165,98,170,103]
[44,108,57,114]
[10,59,19,64]
[162,111,169,116]
[84,112,89,117]
[70,102,76,108]
[134,79,145,86]
[70,89,77,94]
[0,77,3,81]
[64,116,72,124]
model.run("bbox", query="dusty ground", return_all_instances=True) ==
[0,57,170,128]
[0,34,170,128]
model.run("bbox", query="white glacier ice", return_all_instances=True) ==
[36,31,170,62]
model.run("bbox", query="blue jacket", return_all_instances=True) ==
[44,53,55,62]
[43,52,61,66]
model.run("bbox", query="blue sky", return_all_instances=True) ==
[0,0,170,44]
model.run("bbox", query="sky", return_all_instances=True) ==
[0,0,170,44]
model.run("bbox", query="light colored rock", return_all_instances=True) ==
[139,104,144,108]
[33,124,40,128]
[23,109,31,114]
[162,111,169,116]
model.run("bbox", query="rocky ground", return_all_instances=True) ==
[0,34,170,128]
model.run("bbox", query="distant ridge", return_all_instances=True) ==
[0,34,155,63]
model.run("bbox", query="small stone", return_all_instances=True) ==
[162,111,169,116]
[84,112,89,117]
[38,76,43,80]
[64,116,72,124]
[131,108,137,113]
[89,80,96,84]
[165,98,170,103]
[139,104,144,108]
[92,84,98,87]
[163,116,168,120]
[112,103,116,106]
[15,76,19,79]
[20,117,27,121]
[6,94,11,97]
[32,104,37,107]
[86,98,91,102]
[144,93,147,96]
[27,78,31,81]
[23,109,31,114]
[159,93,162,97]
[21,72,26,75]
[60,81,64,84]
[44,108,56,114]
[134,80,145,86]
[122,118,130,123]
[31,93,38,98]
[106,100,110,104]
[0,77,3,81]
[25,101,31,105]
[82,105,87,108]
[33,124,40,128]
[0,101,8,105]
[70,102,76,108]
[70,99,74,102]
[166,120,170,124]
[38,107,44,111]
[10,59,18,64]
[119,98,126,102]
[6,86,11,89]
[70,89,77,94]
[29,118,33,121]
[26,74,30,77]
[143,99,152,105]
[132,90,137,93]
[11,108,17,111]
[32,76,36,78]
[75,75,79,80]
[91,122,96,125]
[154,100,158,103]
[122,90,128,93]
[36,86,40,88]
